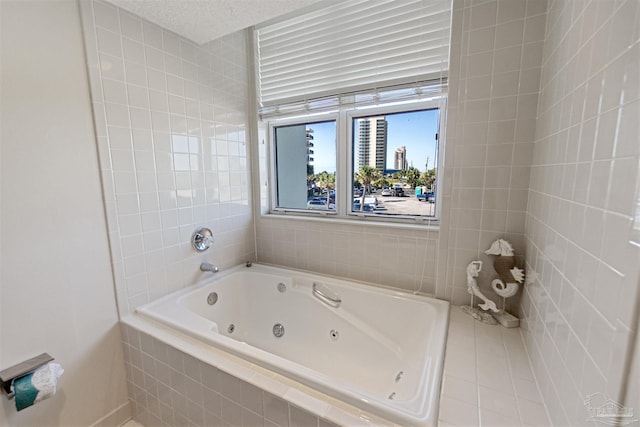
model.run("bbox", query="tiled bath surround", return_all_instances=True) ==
[80,0,255,317]
[521,0,640,425]
[122,308,550,427]
[120,322,341,427]
[255,0,547,316]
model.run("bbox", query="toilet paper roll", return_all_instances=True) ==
[11,363,64,411]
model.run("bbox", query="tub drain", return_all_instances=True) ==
[227,324,235,334]
[273,323,285,338]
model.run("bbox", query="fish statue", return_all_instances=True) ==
[465,260,498,312]
[485,239,524,298]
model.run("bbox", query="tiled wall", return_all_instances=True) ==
[255,218,441,295]
[120,324,338,427]
[81,0,256,316]
[521,0,640,424]
[443,0,547,311]
[627,326,640,421]
[255,0,547,314]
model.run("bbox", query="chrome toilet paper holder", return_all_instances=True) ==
[0,353,53,399]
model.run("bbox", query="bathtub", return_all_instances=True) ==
[135,263,449,426]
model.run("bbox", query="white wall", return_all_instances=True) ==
[521,0,640,424]
[80,0,255,316]
[0,1,129,426]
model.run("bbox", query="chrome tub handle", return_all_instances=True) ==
[312,283,342,308]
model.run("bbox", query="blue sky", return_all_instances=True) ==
[307,121,336,173]
[307,109,439,174]
[384,109,439,172]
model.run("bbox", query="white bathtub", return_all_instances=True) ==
[135,263,449,426]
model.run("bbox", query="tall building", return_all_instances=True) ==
[306,128,314,173]
[394,146,408,170]
[356,116,387,171]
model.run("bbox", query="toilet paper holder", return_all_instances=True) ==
[0,353,54,399]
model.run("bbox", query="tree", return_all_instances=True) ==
[355,165,381,211]
[377,177,391,189]
[315,171,335,208]
[405,166,421,188]
[420,168,437,190]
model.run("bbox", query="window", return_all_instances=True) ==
[273,120,337,212]
[350,107,440,218]
[268,98,445,222]
[256,0,450,224]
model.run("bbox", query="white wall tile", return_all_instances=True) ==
[522,0,640,422]
[97,27,123,57]
[119,10,143,42]
[83,0,255,316]
[94,0,119,32]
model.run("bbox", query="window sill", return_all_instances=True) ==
[260,211,440,232]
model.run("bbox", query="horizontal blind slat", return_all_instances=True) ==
[256,0,451,108]
[260,32,449,74]
[261,52,448,91]
[259,2,447,48]
[258,0,420,35]
[260,23,450,68]
[262,70,446,104]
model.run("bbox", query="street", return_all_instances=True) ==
[366,193,436,216]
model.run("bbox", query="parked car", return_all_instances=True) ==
[352,202,375,211]
[381,187,392,196]
[393,187,405,197]
[417,192,435,202]
[307,198,335,209]
[362,195,378,206]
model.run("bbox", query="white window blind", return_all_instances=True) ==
[255,0,451,115]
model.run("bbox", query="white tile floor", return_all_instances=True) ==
[439,307,550,426]
[121,306,550,427]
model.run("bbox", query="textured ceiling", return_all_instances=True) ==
[104,0,325,45]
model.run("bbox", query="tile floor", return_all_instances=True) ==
[121,306,550,426]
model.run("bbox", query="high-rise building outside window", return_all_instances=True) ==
[394,146,408,171]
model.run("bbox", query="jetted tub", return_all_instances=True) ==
[136,263,449,426]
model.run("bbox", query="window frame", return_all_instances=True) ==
[268,112,340,217]
[265,97,447,226]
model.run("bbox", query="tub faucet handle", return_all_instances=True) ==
[200,262,219,273]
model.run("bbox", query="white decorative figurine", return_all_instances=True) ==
[485,239,524,327]
[461,260,498,324]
